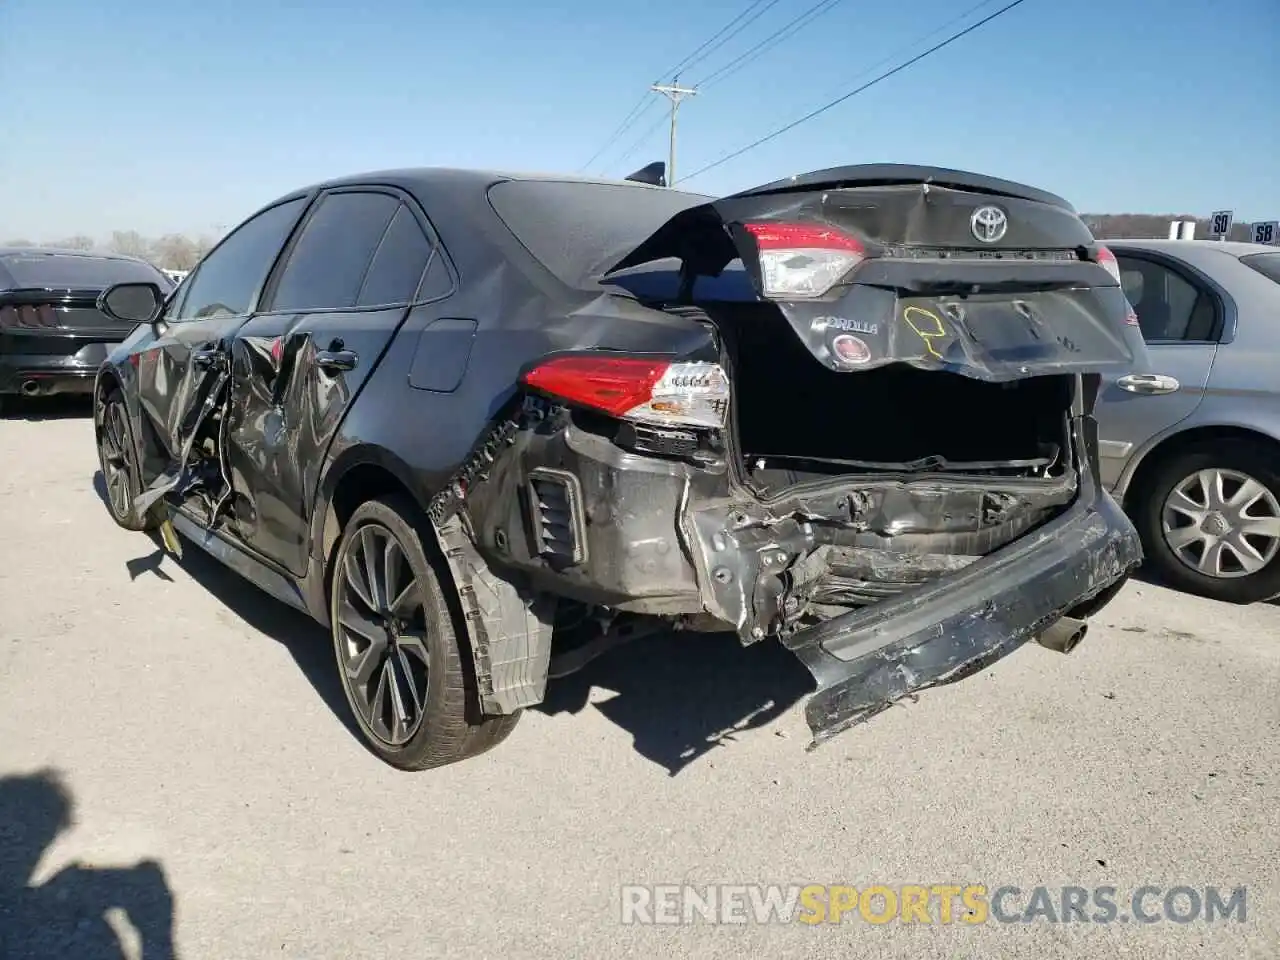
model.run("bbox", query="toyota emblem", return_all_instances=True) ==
[970,205,1008,243]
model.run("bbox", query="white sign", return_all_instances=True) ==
[1251,221,1279,246]
[1209,210,1234,238]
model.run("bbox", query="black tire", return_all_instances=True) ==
[1133,439,1280,604]
[329,496,520,770]
[96,388,161,532]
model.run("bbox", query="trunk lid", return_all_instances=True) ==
[604,163,1148,383]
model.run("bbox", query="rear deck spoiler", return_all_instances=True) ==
[728,163,1073,209]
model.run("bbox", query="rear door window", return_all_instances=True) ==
[356,204,435,306]
[267,192,401,312]
[1115,254,1218,342]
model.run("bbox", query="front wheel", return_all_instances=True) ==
[96,388,160,532]
[1134,440,1280,604]
[329,496,520,770]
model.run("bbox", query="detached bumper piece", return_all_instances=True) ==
[785,474,1142,747]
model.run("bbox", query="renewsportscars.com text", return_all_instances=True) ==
[619,884,1248,926]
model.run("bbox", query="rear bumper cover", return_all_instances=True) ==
[784,461,1141,745]
[0,338,115,395]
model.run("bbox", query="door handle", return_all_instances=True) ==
[1117,373,1180,395]
[316,349,358,373]
[192,348,219,369]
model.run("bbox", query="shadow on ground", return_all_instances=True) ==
[92,469,358,744]
[94,471,815,773]
[0,395,93,422]
[0,769,177,959]
[535,631,813,776]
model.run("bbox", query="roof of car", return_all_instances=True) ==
[1104,238,1276,258]
[305,166,711,200]
[0,246,150,262]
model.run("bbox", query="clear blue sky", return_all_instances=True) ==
[1,0,1276,241]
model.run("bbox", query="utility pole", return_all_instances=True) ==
[651,81,697,186]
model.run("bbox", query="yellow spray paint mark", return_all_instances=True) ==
[158,517,182,558]
[902,305,949,360]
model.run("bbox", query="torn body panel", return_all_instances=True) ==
[455,398,1140,742]
[785,431,1142,745]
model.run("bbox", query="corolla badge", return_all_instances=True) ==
[970,205,1008,243]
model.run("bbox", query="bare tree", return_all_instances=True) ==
[107,230,151,259]
[46,235,96,251]
[149,234,202,271]
[192,234,216,262]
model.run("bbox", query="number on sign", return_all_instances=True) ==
[1252,221,1279,245]
[1212,214,1231,235]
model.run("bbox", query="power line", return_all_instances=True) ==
[675,0,1032,184]
[654,0,775,82]
[661,0,786,81]
[577,0,777,172]
[578,94,658,172]
[804,0,1003,106]
[693,0,849,91]
[612,111,673,173]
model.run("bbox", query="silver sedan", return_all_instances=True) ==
[1095,239,1280,603]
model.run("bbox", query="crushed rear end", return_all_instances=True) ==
[463,165,1145,744]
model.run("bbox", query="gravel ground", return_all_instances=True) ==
[1,402,1277,959]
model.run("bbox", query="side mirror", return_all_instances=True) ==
[98,282,164,325]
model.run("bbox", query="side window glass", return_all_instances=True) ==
[269,192,399,312]
[357,204,433,306]
[173,198,305,321]
[416,249,453,302]
[1115,256,1213,342]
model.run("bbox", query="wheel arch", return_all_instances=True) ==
[1120,423,1280,511]
[313,447,444,598]
[312,445,554,718]
[92,366,124,431]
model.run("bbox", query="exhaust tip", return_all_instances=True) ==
[20,380,40,397]
[1036,616,1088,654]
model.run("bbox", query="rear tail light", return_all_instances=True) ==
[521,354,729,429]
[0,304,57,328]
[1093,246,1140,325]
[742,221,865,298]
[1095,245,1122,283]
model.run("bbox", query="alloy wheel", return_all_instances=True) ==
[1161,468,1280,579]
[99,398,134,520]
[335,523,431,745]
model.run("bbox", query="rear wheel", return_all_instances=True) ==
[1134,440,1280,603]
[329,496,520,770]
[96,388,160,532]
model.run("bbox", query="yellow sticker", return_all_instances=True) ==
[902,305,949,360]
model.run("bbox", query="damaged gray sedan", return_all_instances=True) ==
[92,162,1146,770]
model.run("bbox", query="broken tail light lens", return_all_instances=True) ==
[521,354,729,429]
[743,221,865,298]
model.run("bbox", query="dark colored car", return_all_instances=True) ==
[0,247,174,406]
[92,163,1146,770]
